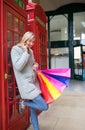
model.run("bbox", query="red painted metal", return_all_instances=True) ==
[1,0,29,130]
[26,2,48,69]
[0,0,6,130]
[0,1,47,130]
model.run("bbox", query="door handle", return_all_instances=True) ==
[4,73,8,79]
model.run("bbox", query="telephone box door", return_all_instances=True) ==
[3,3,29,130]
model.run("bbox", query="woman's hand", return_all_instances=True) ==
[22,45,29,53]
[33,63,39,71]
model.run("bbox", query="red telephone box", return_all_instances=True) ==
[26,2,48,69]
[0,0,47,130]
[0,0,30,130]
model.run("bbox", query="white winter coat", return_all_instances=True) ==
[11,45,41,99]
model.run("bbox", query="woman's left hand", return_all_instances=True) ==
[33,63,39,71]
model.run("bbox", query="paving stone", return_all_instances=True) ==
[27,80,85,130]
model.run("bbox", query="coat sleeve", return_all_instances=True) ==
[11,46,30,71]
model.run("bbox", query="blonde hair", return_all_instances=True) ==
[19,31,35,45]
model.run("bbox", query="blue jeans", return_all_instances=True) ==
[24,95,48,130]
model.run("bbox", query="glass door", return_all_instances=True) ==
[73,12,85,80]
[83,46,85,80]
[73,45,83,80]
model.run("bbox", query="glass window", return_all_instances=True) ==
[9,103,14,120]
[83,46,85,69]
[14,33,19,44]
[74,46,82,75]
[14,17,19,32]
[20,20,24,33]
[8,86,14,99]
[7,12,12,29]
[50,14,68,41]
[8,31,12,46]
[74,12,85,41]
[8,48,11,64]
[51,48,69,68]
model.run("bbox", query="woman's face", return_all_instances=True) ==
[25,37,35,48]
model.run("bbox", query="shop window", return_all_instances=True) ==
[74,46,82,76]
[74,12,85,41]
[51,48,69,68]
[50,14,68,41]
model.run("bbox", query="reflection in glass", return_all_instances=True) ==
[74,12,85,40]
[74,46,82,75]
[14,33,19,44]
[83,51,85,80]
[14,17,18,31]
[16,86,20,97]
[20,20,24,33]
[8,31,12,46]
[51,48,69,68]
[8,86,14,99]
[8,75,13,83]
[8,67,12,75]
[9,103,14,120]
[7,12,12,29]
[50,14,68,41]
[16,101,19,115]
[74,46,81,59]
[8,48,11,64]
[81,34,85,45]
[83,51,85,69]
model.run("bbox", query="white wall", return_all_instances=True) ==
[50,48,69,68]
[51,55,69,68]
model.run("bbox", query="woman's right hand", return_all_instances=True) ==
[22,45,28,52]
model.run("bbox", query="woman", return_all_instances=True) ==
[11,31,48,130]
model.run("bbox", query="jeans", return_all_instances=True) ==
[24,95,48,130]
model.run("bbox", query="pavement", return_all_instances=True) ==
[27,79,85,130]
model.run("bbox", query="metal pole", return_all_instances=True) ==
[68,13,74,79]
[48,16,51,68]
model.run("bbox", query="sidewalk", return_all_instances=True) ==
[27,80,85,130]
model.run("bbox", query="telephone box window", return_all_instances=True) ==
[14,33,19,44]
[14,17,19,32]
[7,12,13,29]
[20,20,24,33]
[8,31,12,46]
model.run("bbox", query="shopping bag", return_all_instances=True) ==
[37,68,71,104]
